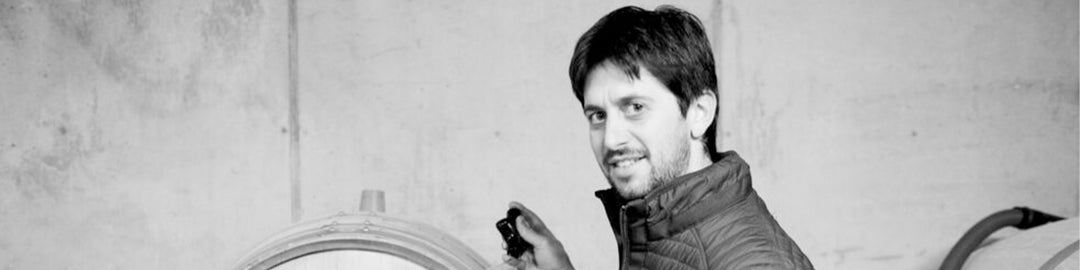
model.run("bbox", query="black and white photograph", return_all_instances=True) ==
[0,1,1076,269]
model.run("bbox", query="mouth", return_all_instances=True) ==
[607,155,646,169]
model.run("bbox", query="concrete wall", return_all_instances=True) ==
[0,0,291,269]
[0,0,1075,270]
[715,1,1078,269]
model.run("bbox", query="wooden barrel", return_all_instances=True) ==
[234,191,488,270]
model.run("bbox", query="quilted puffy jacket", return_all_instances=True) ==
[594,151,814,270]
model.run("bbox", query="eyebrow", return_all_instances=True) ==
[582,94,654,113]
[615,94,653,106]
[582,104,603,114]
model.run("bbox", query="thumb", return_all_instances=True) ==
[515,215,546,246]
[509,202,550,245]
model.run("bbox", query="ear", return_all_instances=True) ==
[687,91,717,140]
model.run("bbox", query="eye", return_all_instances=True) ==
[587,111,606,125]
[625,102,646,116]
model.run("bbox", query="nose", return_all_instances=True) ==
[602,115,630,151]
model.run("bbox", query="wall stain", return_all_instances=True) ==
[41,0,186,116]
[10,113,105,202]
[0,0,27,47]
[201,0,264,58]
[831,246,864,265]
[37,0,269,118]
[110,0,147,34]
[868,254,904,261]
[181,60,202,106]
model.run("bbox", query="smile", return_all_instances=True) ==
[609,156,645,168]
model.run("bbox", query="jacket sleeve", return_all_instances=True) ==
[699,195,814,270]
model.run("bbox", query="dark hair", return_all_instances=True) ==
[569,5,720,159]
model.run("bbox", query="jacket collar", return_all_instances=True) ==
[595,151,754,240]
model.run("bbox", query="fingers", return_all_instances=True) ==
[502,202,575,270]
[517,250,536,269]
[503,252,531,270]
[509,201,550,245]
[509,201,549,233]
[486,261,520,270]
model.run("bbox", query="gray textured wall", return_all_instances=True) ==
[716,1,1078,269]
[0,0,1076,269]
[0,0,291,269]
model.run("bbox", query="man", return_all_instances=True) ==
[502,5,813,270]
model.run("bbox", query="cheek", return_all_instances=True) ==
[644,117,690,158]
[589,130,605,160]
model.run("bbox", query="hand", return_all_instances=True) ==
[504,201,575,270]
[486,261,518,270]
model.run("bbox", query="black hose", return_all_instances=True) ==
[939,207,1064,270]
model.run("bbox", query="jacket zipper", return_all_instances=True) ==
[619,205,630,270]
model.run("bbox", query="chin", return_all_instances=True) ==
[614,177,653,199]
[617,188,648,199]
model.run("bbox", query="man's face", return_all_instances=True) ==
[582,63,691,199]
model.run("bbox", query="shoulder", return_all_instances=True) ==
[691,192,815,269]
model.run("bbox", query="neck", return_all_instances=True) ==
[684,141,713,176]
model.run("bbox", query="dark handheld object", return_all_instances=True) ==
[496,208,533,258]
[939,207,1064,270]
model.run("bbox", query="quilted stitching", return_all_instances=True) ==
[598,152,814,270]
